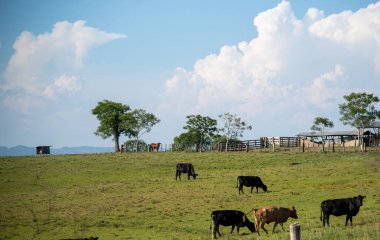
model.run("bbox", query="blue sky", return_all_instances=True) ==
[0,0,379,148]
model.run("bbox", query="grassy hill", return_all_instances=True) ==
[0,151,379,239]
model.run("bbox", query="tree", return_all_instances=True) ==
[123,139,148,152]
[311,117,334,152]
[130,109,160,152]
[183,114,218,152]
[173,132,199,151]
[92,100,136,153]
[218,113,252,150]
[339,92,380,150]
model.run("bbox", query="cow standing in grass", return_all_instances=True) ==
[253,206,298,235]
[236,176,267,194]
[175,163,198,181]
[210,210,256,239]
[320,195,365,227]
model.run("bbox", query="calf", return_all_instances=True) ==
[175,163,198,181]
[320,195,365,227]
[210,210,256,239]
[253,206,298,235]
[236,176,267,194]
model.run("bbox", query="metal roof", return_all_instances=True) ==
[297,130,359,137]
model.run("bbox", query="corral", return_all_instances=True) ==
[0,151,379,239]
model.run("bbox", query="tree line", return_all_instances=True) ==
[92,92,380,153]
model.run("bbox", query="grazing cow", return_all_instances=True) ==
[253,206,298,235]
[149,143,161,152]
[210,210,256,239]
[320,195,366,227]
[236,176,268,194]
[175,163,198,181]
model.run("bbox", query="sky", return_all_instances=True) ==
[0,0,379,148]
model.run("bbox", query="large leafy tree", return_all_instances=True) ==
[339,92,380,149]
[311,117,334,152]
[183,114,218,152]
[339,92,380,129]
[218,113,252,143]
[92,100,136,153]
[130,109,160,152]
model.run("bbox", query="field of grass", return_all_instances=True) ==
[0,151,379,240]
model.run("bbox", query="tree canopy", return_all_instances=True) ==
[311,117,334,133]
[91,100,136,153]
[218,113,252,141]
[181,114,218,152]
[339,92,380,129]
[130,109,160,151]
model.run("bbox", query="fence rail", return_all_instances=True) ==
[121,136,379,153]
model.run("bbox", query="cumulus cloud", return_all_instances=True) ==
[1,20,126,110]
[160,1,380,134]
[43,75,82,98]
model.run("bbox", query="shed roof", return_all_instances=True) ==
[297,130,358,137]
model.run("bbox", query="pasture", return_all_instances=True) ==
[0,151,379,239]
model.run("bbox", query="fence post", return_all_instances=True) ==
[332,140,335,152]
[302,139,305,153]
[290,222,300,240]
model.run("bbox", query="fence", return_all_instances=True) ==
[121,136,379,153]
[218,137,300,152]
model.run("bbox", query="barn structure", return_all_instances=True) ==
[297,128,379,147]
[36,146,51,155]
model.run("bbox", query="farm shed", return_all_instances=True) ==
[297,130,378,147]
[36,146,51,155]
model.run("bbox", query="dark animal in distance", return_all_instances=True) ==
[253,206,298,235]
[210,210,256,239]
[175,163,198,181]
[320,195,366,227]
[149,143,161,152]
[236,176,267,194]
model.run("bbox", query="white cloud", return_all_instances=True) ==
[1,20,126,110]
[160,0,380,135]
[43,75,81,98]
[307,65,345,108]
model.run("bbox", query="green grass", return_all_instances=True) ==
[0,151,379,239]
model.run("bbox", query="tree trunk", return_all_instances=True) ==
[114,130,120,153]
[135,136,139,152]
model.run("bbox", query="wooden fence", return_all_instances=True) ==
[218,137,301,152]
[121,136,379,153]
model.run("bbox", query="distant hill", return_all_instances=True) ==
[0,145,114,156]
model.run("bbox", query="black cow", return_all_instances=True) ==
[320,195,366,227]
[236,176,268,194]
[175,163,198,181]
[210,210,256,239]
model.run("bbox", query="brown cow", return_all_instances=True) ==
[253,206,298,235]
[149,143,161,152]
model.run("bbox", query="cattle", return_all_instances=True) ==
[236,176,267,195]
[253,206,298,235]
[320,195,366,227]
[149,143,161,152]
[175,163,198,181]
[210,210,256,239]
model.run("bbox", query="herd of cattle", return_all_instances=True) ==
[175,163,366,239]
